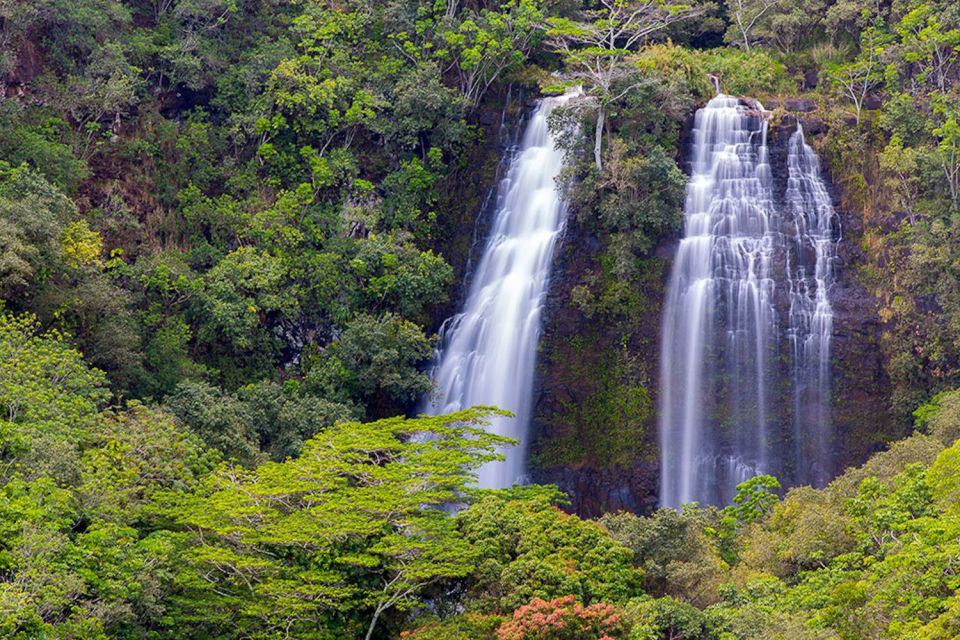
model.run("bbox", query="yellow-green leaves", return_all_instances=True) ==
[927,441,960,508]
[0,312,108,429]
[61,220,103,268]
[175,408,514,638]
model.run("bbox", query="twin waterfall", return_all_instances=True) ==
[425,92,838,503]
[424,95,573,489]
[659,95,839,507]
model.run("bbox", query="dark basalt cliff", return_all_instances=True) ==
[530,103,895,517]
[767,113,898,475]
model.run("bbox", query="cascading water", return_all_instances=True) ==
[423,93,574,489]
[659,95,778,508]
[659,97,840,508]
[786,123,839,488]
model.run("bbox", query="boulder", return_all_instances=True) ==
[785,98,817,112]
[864,94,883,110]
[800,117,828,135]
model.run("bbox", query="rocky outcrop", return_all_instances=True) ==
[4,37,43,91]
[784,98,817,112]
[529,211,665,517]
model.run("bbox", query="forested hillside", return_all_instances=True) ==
[1,0,960,638]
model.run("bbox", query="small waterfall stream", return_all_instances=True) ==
[424,93,574,489]
[659,96,840,507]
[786,124,839,488]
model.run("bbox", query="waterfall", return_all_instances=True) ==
[659,97,840,508]
[786,124,839,488]
[423,93,575,489]
[659,94,778,508]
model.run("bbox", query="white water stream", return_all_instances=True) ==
[786,123,839,488]
[659,96,839,507]
[423,93,575,488]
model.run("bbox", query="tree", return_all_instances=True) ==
[545,0,703,169]
[439,0,545,106]
[827,24,892,125]
[878,135,924,223]
[175,408,514,640]
[896,5,960,94]
[496,596,628,640]
[725,0,782,51]
[0,312,109,480]
[711,475,782,565]
[0,163,75,298]
[194,246,295,383]
[601,507,726,607]
[164,379,359,463]
[626,596,720,640]
[305,312,435,412]
[932,114,960,210]
[79,403,219,525]
[456,486,643,613]
[730,475,781,525]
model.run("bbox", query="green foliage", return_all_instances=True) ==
[601,507,727,606]
[198,246,295,351]
[626,596,722,640]
[0,312,109,478]
[534,336,655,470]
[456,486,643,613]
[634,43,794,98]
[915,389,960,445]
[712,475,781,565]
[404,613,505,640]
[305,312,435,411]
[826,23,893,124]
[79,403,219,525]
[545,0,706,169]
[894,4,960,94]
[164,379,358,463]
[0,332,201,639]
[0,104,89,190]
[730,475,782,526]
[0,163,76,298]
[435,0,545,105]
[174,408,514,639]
[725,0,832,53]
[2,0,539,425]
[577,140,686,276]
[5,1,960,639]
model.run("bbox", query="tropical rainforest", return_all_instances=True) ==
[2,0,960,638]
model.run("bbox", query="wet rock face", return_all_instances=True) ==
[543,463,659,516]
[430,89,529,329]
[863,94,884,110]
[528,212,665,516]
[767,121,896,476]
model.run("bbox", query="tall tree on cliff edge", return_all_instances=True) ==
[544,0,704,170]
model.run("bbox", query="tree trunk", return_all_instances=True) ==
[365,605,385,640]
[594,107,605,171]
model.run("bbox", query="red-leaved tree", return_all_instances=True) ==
[496,596,627,640]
